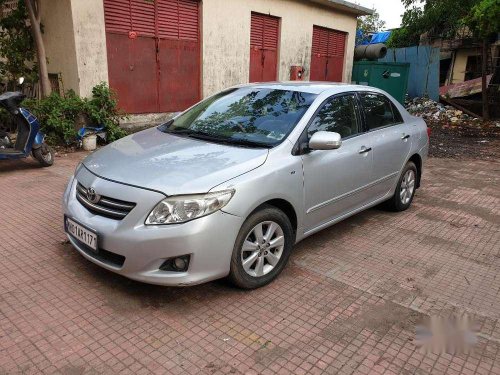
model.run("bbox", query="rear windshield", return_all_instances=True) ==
[159,87,317,148]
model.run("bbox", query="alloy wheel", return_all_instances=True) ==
[240,221,284,277]
[400,169,415,205]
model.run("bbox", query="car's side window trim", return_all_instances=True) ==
[292,91,363,156]
[357,91,405,133]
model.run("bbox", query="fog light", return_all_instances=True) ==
[159,255,190,272]
[174,257,187,270]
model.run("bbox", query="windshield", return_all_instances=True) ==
[159,87,317,147]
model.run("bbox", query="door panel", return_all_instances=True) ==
[249,13,279,83]
[326,56,344,82]
[301,94,374,231]
[359,93,412,198]
[106,33,158,113]
[104,0,201,114]
[249,47,263,82]
[368,124,412,197]
[158,39,200,112]
[302,135,374,231]
[262,49,278,81]
[310,26,346,82]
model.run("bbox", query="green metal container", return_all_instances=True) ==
[352,61,410,104]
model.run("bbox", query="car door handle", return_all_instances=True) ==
[359,146,372,154]
[401,134,410,140]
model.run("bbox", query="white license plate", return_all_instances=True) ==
[66,217,98,252]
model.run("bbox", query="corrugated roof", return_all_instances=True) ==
[307,0,374,16]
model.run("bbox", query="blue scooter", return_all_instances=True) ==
[0,78,54,167]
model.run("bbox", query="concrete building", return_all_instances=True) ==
[40,0,371,114]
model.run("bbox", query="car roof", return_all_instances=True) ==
[235,81,380,95]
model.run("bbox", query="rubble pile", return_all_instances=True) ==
[405,97,476,124]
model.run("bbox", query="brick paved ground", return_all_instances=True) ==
[1,152,499,374]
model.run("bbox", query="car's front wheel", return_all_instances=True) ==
[229,205,294,289]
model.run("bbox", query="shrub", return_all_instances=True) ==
[23,83,127,145]
[86,83,128,143]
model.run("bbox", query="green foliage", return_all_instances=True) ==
[465,0,500,38]
[357,9,386,45]
[357,10,386,34]
[0,0,38,85]
[387,0,498,48]
[86,83,128,142]
[23,83,127,145]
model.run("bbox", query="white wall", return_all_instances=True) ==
[41,0,108,97]
[202,0,358,97]
[70,0,109,97]
[40,0,79,93]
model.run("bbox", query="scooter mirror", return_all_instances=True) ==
[18,77,25,85]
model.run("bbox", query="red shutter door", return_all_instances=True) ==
[310,26,346,82]
[249,13,279,83]
[104,0,158,113]
[104,0,201,114]
[157,0,201,112]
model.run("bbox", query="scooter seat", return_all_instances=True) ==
[0,91,26,113]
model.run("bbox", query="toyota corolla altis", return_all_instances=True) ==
[63,83,428,289]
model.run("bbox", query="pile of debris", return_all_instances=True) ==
[405,97,476,124]
[405,97,500,159]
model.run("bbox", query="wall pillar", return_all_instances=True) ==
[41,0,108,97]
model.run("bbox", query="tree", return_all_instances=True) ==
[24,0,50,97]
[388,0,480,47]
[356,9,386,45]
[388,0,500,119]
[0,0,37,86]
[357,9,386,34]
[465,0,500,120]
[0,0,50,96]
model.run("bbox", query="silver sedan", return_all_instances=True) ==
[63,83,428,289]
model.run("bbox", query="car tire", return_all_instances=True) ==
[229,205,294,289]
[385,161,417,212]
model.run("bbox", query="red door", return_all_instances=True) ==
[310,26,346,82]
[249,13,280,83]
[103,0,201,114]
[157,0,200,112]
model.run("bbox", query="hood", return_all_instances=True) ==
[82,128,268,195]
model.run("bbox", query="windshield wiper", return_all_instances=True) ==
[187,133,271,148]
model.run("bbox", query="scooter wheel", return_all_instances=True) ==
[33,144,54,167]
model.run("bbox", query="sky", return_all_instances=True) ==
[354,0,406,30]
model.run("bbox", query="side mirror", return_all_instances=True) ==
[18,77,25,85]
[309,131,342,150]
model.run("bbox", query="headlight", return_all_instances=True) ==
[145,189,235,225]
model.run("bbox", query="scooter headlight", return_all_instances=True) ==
[145,189,235,225]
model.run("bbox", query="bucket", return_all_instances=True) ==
[82,134,97,151]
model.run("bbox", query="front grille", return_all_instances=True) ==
[76,182,136,220]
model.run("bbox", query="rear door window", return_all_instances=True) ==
[359,93,402,131]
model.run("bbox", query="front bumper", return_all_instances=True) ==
[62,166,244,286]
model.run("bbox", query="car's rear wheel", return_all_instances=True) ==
[385,161,417,212]
[229,205,293,289]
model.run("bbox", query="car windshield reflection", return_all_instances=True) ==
[159,87,317,147]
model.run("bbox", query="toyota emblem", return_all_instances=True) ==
[86,187,101,204]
